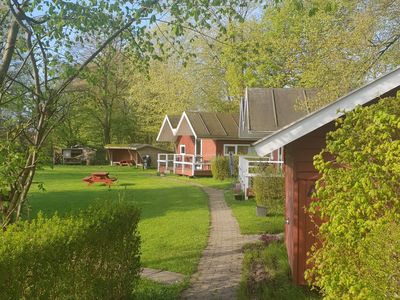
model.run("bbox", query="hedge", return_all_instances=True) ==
[306,96,400,298]
[211,155,239,180]
[253,166,284,210]
[0,201,141,300]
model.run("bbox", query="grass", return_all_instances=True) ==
[28,166,210,299]
[238,242,320,300]
[166,174,284,234]
[224,191,285,234]
[166,173,235,190]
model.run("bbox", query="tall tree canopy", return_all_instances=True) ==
[0,0,259,227]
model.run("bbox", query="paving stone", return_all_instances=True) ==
[181,187,261,300]
[141,267,185,285]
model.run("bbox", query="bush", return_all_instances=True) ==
[0,201,141,300]
[211,155,239,180]
[253,166,284,211]
[306,96,400,298]
[238,242,319,300]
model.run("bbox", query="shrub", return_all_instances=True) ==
[253,166,284,211]
[211,155,239,180]
[0,201,141,300]
[306,96,400,298]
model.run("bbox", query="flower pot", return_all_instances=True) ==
[256,205,267,217]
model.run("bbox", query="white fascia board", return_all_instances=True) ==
[175,111,197,139]
[254,66,400,157]
[156,115,177,142]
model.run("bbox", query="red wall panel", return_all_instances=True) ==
[176,135,195,155]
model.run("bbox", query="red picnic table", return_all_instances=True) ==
[82,172,117,187]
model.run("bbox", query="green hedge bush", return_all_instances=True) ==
[211,155,238,180]
[253,166,284,211]
[307,96,400,298]
[0,201,141,300]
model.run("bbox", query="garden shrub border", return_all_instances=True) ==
[0,201,141,299]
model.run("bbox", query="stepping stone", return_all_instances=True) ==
[141,268,185,285]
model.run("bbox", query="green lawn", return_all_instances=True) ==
[28,166,210,299]
[164,174,284,235]
[225,191,285,234]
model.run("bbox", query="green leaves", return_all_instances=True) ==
[0,201,141,299]
[306,96,400,298]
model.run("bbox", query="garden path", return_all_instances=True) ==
[181,186,260,300]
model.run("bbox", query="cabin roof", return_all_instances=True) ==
[239,88,318,139]
[254,66,400,157]
[182,111,242,139]
[167,115,181,128]
[158,111,254,142]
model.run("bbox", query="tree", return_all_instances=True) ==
[81,44,133,145]
[220,0,400,111]
[0,0,260,228]
[306,96,400,298]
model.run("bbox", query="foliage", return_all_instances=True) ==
[0,0,259,225]
[253,166,284,209]
[238,242,320,300]
[0,201,141,299]
[211,155,238,180]
[225,190,284,234]
[306,96,400,298]
[221,0,400,110]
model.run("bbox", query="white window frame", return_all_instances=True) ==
[223,144,250,156]
[180,144,186,154]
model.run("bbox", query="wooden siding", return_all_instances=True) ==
[176,135,195,155]
[284,122,334,284]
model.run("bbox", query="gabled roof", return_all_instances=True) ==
[104,143,170,152]
[175,111,253,140]
[254,67,400,157]
[239,88,318,139]
[156,115,180,142]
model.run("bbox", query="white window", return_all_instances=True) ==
[180,145,186,154]
[223,144,250,156]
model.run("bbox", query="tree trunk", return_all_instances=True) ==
[0,18,19,87]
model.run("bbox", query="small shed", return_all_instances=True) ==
[253,67,400,284]
[105,144,173,167]
[61,147,95,165]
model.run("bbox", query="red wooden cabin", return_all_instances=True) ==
[254,67,400,284]
[157,112,255,176]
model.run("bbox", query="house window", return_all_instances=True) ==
[223,144,250,156]
[195,139,202,155]
[180,145,186,154]
[237,145,250,155]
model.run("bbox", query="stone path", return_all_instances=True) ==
[181,186,260,300]
[141,268,185,285]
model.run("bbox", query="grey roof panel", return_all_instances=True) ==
[245,88,317,135]
[167,115,181,128]
[184,111,247,139]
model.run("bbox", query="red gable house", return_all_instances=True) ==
[253,67,400,284]
[157,112,256,176]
